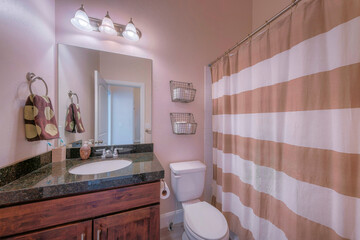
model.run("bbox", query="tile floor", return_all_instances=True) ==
[160,223,184,240]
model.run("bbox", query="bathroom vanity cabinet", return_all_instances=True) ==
[0,181,160,240]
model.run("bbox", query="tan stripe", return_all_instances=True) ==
[213,132,360,198]
[215,169,347,240]
[212,196,255,240]
[211,0,360,83]
[211,195,217,207]
[213,63,360,114]
[213,163,217,181]
[224,212,255,240]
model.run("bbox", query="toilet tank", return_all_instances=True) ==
[170,161,206,202]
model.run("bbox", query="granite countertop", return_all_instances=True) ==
[0,152,164,207]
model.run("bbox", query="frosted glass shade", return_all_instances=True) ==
[71,5,92,32]
[122,18,140,41]
[99,12,117,36]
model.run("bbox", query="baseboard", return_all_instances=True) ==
[160,209,184,229]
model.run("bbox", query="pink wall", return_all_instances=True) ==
[252,0,292,29]
[54,0,252,214]
[0,0,55,168]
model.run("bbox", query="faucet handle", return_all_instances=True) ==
[101,149,106,159]
[113,148,119,158]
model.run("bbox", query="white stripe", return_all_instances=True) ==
[212,16,360,99]
[213,108,360,154]
[215,184,288,240]
[214,148,360,239]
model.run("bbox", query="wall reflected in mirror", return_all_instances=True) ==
[58,44,152,147]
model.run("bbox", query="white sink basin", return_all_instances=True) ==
[69,160,132,175]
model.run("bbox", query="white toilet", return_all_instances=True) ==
[170,161,229,240]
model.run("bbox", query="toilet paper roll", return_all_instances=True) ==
[160,180,170,200]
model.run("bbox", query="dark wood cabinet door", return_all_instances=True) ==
[5,220,92,240]
[94,205,160,240]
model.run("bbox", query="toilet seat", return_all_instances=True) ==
[184,201,228,240]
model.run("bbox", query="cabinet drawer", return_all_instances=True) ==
[0,182,159,237]
[4,220,92,240]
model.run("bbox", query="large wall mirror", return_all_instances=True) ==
[57,44,152,147]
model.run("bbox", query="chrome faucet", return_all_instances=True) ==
[101,149,113,159]
[97,147,123,159]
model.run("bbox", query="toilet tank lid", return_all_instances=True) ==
[170,161,206,174]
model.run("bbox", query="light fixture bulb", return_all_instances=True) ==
[99,12,117,36]
[71,4,92,32]
[122,18,140,41]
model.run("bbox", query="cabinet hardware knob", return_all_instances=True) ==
[97,229,101,240]
[81,233,85,240]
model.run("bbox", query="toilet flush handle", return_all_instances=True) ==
[173,174,181,179]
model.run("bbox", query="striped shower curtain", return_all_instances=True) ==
[211,0,360,239]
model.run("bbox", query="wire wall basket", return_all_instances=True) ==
[170,80,196,103]
[170,113,197,135]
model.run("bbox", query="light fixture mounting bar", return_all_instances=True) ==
[88,17,142,38]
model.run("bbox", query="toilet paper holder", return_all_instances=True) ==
[160,179,170,199]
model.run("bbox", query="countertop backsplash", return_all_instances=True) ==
[66,143,154,159]
[0,151,52,188]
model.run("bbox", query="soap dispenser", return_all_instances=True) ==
[80,141,91,160]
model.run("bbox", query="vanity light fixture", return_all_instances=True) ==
[70,4,93,32]
[99,12,117,36]
[71,5,142,41]
[122,18,140,41]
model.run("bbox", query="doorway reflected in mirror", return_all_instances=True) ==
[58,44,152,147]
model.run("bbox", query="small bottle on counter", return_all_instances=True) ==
[80,141,91,160]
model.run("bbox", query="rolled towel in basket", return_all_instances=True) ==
[24,95,59,141]
[65,103,85,133]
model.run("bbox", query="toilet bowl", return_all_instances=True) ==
[170,161,229,240]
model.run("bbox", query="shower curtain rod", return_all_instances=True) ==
[208,0,303,67]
